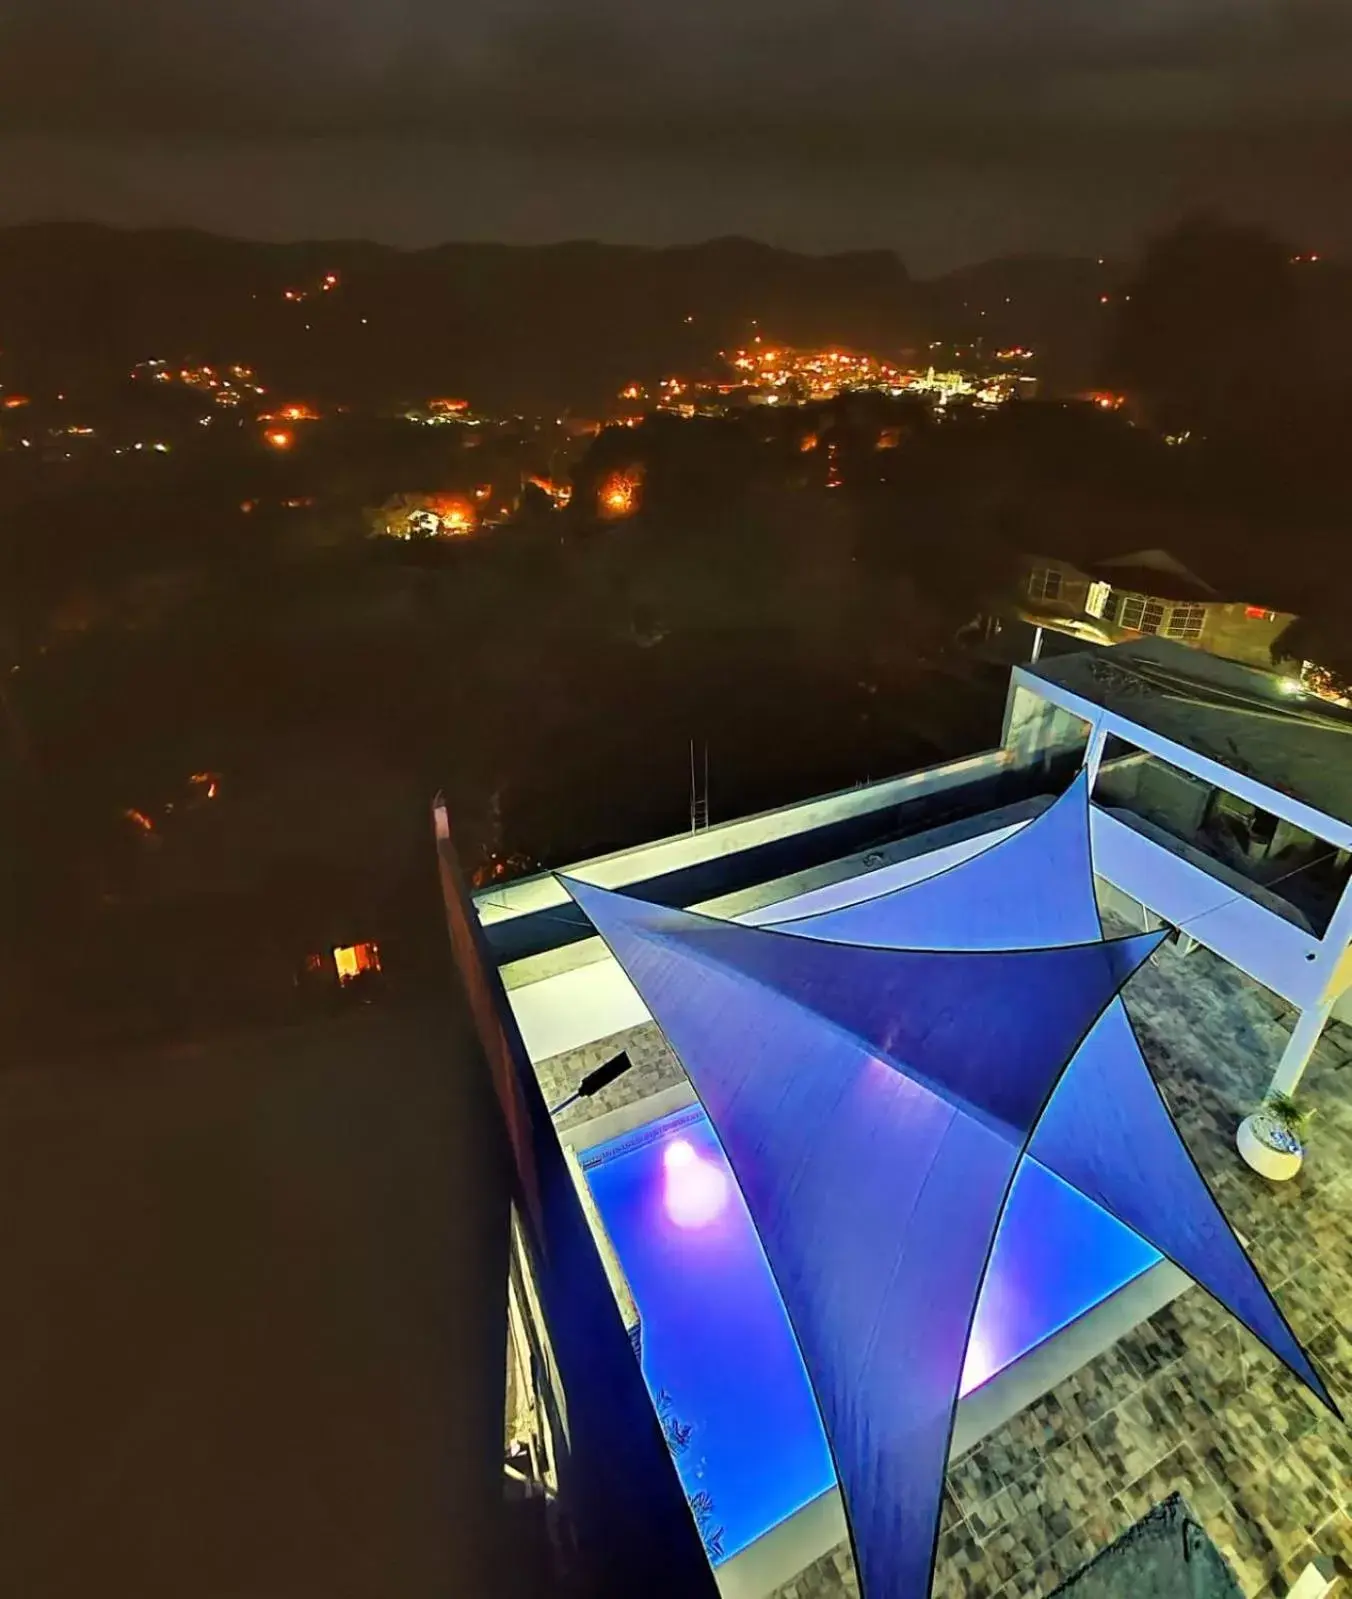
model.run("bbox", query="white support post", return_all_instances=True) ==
[1268,1000,1335,1098]
[1030,624,1044,662]
[1084,721,1109,788]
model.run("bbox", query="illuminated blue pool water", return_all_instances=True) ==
[580,1105,1160,1565]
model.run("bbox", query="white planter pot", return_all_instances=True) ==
[1236,1113,1303,1181]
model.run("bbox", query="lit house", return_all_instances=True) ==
[1014,548,1297,670]
[435,634,1350,1599]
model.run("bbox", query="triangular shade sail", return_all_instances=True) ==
[1029,1002,1335,1408]
[630,903,1158,1145]
[561,874,1162,1599]
[761,768,1102,949]
[765,772,1336,1413]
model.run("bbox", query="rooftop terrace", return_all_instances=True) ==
[495,769,1352,1599]
[527,922,1352,1599]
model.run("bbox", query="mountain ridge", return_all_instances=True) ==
[0,221,1112,411]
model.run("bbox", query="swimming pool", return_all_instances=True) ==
[579,1104,1160,1567]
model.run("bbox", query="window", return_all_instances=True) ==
[1167,603,1206,640]
[1101,590,1122,624]
[333,941,381,983]
[1027,567,1063,602]
[1116,593,1166,634]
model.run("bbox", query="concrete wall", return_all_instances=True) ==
[477,749,1040,969]
[1126,756,1212,837]
[1197,603,1298,669]
[476,750,1011,935]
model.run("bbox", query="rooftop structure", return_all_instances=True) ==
[440,639,1352,1599]
[1024,637,1352,827]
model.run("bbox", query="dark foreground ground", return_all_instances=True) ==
[0,998,512,1599]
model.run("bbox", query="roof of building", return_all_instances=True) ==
[1087,549,1217,602]
[1024,636,1352,826]
[1093,548,1216,594]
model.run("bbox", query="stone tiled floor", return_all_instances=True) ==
[535,1019,685,1133]
[790,933,1352,1599]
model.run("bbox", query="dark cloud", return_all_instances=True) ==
[6,0,1352,137]
[0,0,1348,265]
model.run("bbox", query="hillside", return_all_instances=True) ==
[0,222,1116,413]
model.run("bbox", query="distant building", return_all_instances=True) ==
[1012,548,1296,671]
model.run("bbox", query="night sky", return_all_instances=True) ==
[1,0,1349,269]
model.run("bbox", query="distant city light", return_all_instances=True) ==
[333,941,381,984]
[264,428,294,449]
[260,403,320,423]
[599,467,643,518]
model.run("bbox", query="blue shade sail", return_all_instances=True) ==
[1029,1002,1337,1411]
[560,876,1161,1599]
[765,769,1338,1418]
[765,768,1102,950]
[574,890,1161,1147]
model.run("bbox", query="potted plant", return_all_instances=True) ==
[1236,1091,1312,1181]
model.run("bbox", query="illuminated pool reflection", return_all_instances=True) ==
[580,1105,1159,1564]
